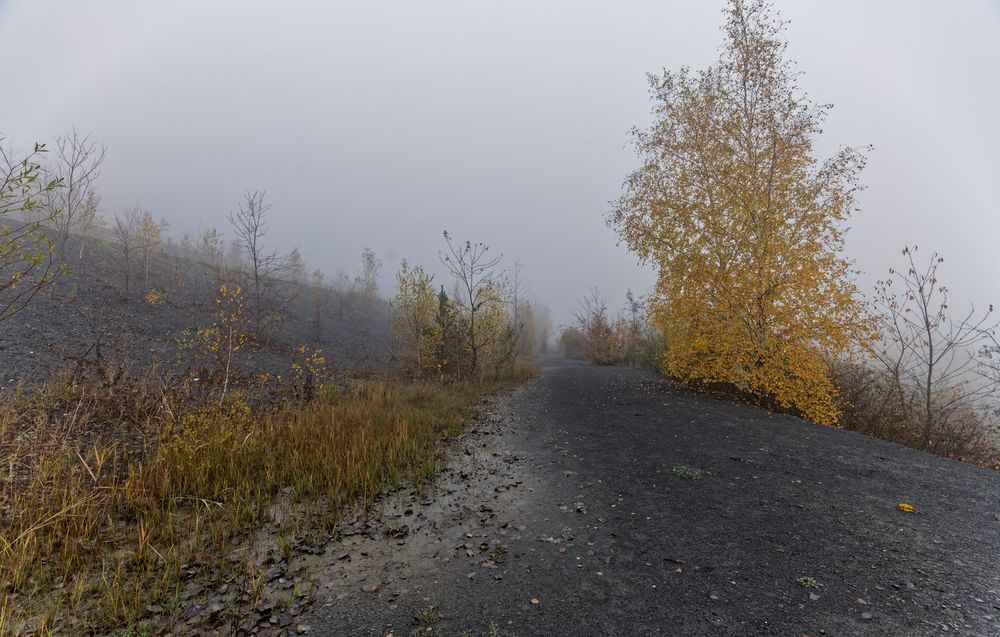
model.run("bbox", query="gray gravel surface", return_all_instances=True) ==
[305,358,1000,637]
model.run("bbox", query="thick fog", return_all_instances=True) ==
[1,0,997,324]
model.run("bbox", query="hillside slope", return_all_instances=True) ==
[0,230,391,389]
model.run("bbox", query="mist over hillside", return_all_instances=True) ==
[0,218,392,389]
[0,2,997,636]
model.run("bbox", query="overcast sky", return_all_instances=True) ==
[1,0,998,325]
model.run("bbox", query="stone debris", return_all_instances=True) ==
[141,395,525,635]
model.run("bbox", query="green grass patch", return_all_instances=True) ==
[797,576,823,589]
[672,464,704,480]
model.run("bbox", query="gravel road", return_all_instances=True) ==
[305,358,1000,636]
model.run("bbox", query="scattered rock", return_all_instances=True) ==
[385,524,409,539]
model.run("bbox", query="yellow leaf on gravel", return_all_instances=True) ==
[898,502,916,513]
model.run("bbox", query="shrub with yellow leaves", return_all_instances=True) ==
[212,283,248,403]
[175,283,249,403]
[144,287,164,307]
[290,344,327,399]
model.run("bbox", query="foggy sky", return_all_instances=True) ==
[1,1,998,325]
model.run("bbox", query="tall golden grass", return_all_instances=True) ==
[0,365,534,635]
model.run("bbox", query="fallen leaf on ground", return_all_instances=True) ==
[530,597,540,605]
[897,502,916,513]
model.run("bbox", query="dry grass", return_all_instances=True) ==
[0,364,536,635]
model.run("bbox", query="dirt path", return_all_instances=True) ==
[303,358,1000,636]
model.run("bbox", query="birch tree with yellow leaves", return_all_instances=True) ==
[609,0,871,424]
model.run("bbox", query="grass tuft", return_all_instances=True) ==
[797,576,822,589]
[672,465,703,480]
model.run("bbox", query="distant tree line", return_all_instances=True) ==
[559,288,662,368]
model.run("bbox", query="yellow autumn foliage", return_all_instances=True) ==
[610,0,872,424]
[390,259,442,376]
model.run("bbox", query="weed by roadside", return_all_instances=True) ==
[797,576,823,589]
[672,465,704,480]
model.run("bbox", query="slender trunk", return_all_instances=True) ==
[415,316,422,372]
[220,325,233,406]
[468,287,477,377]
[924,324,935,450]
[254,264,262,332]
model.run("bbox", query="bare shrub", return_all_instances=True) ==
[228,190,293,335]
[573,288,624,365]
[112,206,143,299]
[43,130,105,249]
[835,247,999,466]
